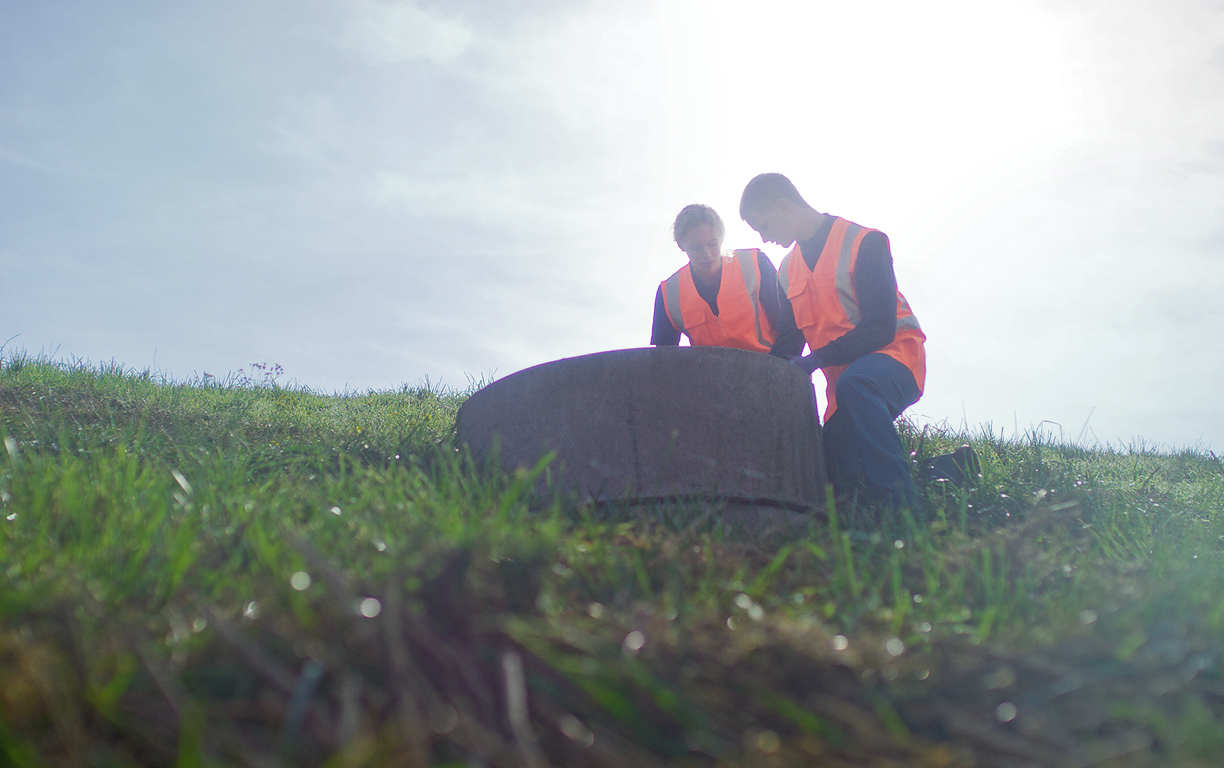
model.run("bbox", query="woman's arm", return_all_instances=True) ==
[650,285,682,346]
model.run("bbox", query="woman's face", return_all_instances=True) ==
[679,222,723,274]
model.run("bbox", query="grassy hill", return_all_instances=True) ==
[2,355,1223,767]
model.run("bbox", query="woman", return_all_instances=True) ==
[651,204,796,356]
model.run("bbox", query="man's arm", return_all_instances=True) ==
[758,252,806,357]
[768,264,807,360]
[650,285,681,346]
[756,251,782,329]
[810,231,898,365]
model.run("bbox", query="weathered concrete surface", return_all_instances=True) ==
[456,346,826,510]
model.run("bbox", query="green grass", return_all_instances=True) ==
[2,354,1223,767]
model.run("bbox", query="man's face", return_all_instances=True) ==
[745,203,795,248]
[679,222,723,274]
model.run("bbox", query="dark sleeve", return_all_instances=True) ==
[650,285,681,346]
[811,231,898,365]
[756,251,782,330]
[758,252,804,357]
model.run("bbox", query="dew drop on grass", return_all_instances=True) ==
[916,668,930,680]
[734,593,753,610]
[832,635,849,651]
[894,539,905,549]
[359,598,382,617]
[623,630,645,653]
[1078,609,1097,625]
[727,616,737,630]
[374,539,387,552]
[792,593,804,603]
[748,604,764,622]
[330,506,342,516]
[558,714,595,747]
[192,618,208,633]
[5,513,15,521]
[290,571,312,591]
[588,602,605,619]
[886,638,905,656]
[913,594,923,604]
[243,601,259,619]
[754,730,780,753]
[995,702,1018,722]
[918,622,932,633]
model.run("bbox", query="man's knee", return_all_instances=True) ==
[834,367,879,405]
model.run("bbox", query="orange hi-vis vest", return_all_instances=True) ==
[779,217,926,422]
[661,249,778,353]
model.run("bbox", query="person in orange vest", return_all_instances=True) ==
[739,173,925,510]
[651,204,795,355]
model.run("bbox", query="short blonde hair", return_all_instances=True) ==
[672,204,725,247]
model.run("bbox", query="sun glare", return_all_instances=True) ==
[658,0,1084,260]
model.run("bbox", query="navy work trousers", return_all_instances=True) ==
[820,353,921,511]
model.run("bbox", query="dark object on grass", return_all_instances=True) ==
[924,444,981,487]
[456,346,827,511]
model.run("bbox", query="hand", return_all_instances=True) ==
[788,353,822,374]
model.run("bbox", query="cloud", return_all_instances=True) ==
[343,0,474,66]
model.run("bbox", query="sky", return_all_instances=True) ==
[2,0,1222,449]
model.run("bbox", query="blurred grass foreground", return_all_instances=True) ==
[2,353,1224,767]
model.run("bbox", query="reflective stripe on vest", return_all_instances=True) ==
[785,217,926,421]
[660,250,777,353]
[831,222,923,334]
[663,272,685,333]
[735,248,772,350]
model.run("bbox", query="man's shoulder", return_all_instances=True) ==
[832,216,890,258]
[832,215,885,237]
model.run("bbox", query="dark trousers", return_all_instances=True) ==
[821,353,921,511]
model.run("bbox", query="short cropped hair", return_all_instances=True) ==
[672,204,725,246]
[739,173,810,220]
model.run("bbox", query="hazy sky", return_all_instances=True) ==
[2,0,1222,449]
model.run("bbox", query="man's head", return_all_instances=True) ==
[739,173,815,247]
[672,204,725,274]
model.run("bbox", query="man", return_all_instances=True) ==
[739,173,925,509]
[651,203,793,356]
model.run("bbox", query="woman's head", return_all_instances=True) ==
[672,204,725,273]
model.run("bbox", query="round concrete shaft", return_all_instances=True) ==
[455,347,827,510]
